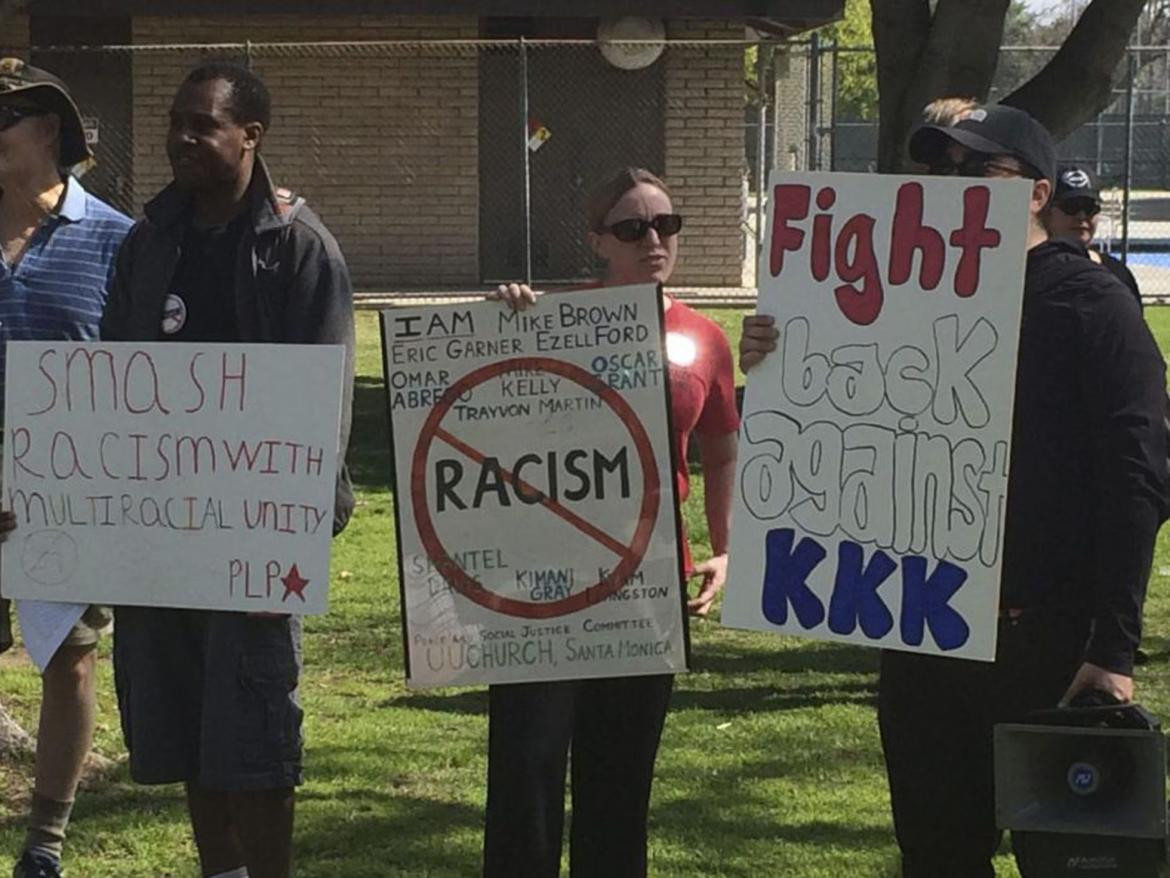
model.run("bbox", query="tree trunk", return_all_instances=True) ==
[0,697,34,760]
[872,0,932,172]
[1002,0,1147,139]
[874,0,1009,171]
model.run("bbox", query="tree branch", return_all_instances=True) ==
[912,0,1009,104]
[1003,0,1146,138]
[874,0,1009,171]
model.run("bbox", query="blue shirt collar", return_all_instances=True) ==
[56,175,88,223]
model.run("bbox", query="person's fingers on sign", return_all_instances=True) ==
[0,510,17,542]
[487,282,542,311]
[739,314,778,373]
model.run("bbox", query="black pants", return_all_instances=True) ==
[878,611,1091,878]
[483,674,674,878]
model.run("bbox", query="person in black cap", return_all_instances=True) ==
[1044,162,1141,306]
[0,57,133,878]
[738,102,1169,878]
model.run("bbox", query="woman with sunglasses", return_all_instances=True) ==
[1043,162,1141,307]
[483,167,739,878]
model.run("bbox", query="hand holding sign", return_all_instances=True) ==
[739,314,778,373]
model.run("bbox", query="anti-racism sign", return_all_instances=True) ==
[384,284,688,688]
[722,171,1032,661]
[2,342,345,615]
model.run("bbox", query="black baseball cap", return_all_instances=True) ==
[909,103,1056,183]
[1053,164,1100,206]
[0,57,91,167]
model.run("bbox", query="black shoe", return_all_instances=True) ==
[12,852,62,878]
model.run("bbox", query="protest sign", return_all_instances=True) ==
[2,342,344,616]
[722,171,1033,661]
[384,284,688,688]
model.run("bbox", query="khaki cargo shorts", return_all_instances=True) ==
[0,597,111,656]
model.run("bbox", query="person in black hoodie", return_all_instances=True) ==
[1043,162,1141,307]
[739,104,1169,878]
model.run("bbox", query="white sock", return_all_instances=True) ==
[208,869,249,878]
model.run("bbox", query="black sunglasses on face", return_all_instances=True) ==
[927,153,1028,179]
[605,213,683,243]
[0,104,49,132]
[1056,199,1100,218]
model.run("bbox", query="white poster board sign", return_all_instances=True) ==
[722,171,1032,661]
[384,284,689,688]
[2,342,344,615]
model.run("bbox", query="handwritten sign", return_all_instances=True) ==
[384,284,689,688]
[722,171,1032,661]
[2,342,345,614]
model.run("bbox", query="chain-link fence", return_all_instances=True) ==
[821,43,1170,301]
[19,37,1170,300]
[24,38,755,294]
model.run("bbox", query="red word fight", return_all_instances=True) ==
[769,182,1003,326]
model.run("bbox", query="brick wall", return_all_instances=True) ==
[0,13,30,57]
[124,15,745,290]
[131,16,479,288]
[664,19,746,287]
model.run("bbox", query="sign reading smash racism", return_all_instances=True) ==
[722,171,1032,661]
[384,284,688,688]
[1,342,345,614]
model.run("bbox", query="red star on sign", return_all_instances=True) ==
[280,564,310,602]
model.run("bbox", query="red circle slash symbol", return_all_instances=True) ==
[410,356,661,620]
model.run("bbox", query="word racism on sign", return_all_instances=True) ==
[383,284,688,688]
[722,172,1032,661]
[1,342,345,614]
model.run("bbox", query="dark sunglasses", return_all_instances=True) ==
[1056,199,1100,218]
[605,213,683,243]
[928,152,1031,179]
[0,104,49,132]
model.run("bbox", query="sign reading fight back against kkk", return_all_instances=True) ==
[383,284,689,688]
[2,342,345,615]
[722,171,1032,661]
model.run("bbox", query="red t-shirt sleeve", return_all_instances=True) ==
[695,319,740,436]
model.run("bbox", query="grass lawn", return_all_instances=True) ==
[5,306,1170,877]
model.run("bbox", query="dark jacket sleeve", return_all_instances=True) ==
[284,214,356,536]
[1076,278,1169,675]
[100,221,143,342]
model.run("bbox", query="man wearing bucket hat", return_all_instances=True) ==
[738,103,1170,877]
[0,57,132,878]
[1044,162,1141,306]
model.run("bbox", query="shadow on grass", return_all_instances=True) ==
[379,689,489,715]
[291,742,484,876]
[1136,634,1170,665]
[654,802,890,849]
[348,376,393,494]
[689,638,881,677]
[292,801,482,877]
[377,677,873,719]
[55,761,484,878]
[669,681,876,713]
